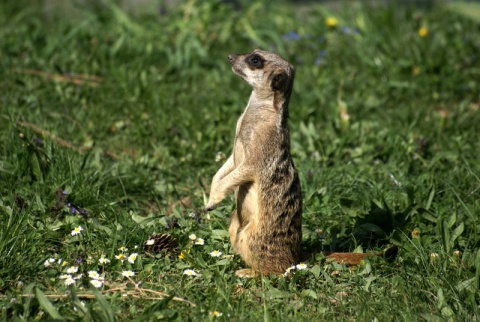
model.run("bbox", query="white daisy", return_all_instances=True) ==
[183,269,198,276]
[90,280,103,288]
[296,263,307,270]
[209,250,222,257]
[71,226,83,236]
[64,276,75,285]
[99,256,110,264]
[146,239,155,245]
[66,266,78,274]
[188,234,197,241]
[122,270,135,277]
[284,265,296,276]
[44,258,56,267]
[128,253,138,264]
[195,238,205,245]
[88,271,100,279]
[59,274,72,280]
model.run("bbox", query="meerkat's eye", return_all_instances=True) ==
[248,55,263,68]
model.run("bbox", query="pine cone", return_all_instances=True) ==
[144,233,178,257]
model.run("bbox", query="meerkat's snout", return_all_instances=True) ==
[228,54,237,64]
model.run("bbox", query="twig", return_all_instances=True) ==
[3,288,196,307]
[17,121,82,152]
[13,69,102,87]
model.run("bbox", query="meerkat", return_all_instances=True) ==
[202,49,395,277]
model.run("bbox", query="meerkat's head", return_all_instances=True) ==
[228,49,295,99]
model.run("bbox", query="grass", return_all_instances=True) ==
[0,0,479,320]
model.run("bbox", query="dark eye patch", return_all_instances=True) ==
[247,54,264,69]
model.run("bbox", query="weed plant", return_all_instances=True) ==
[0,0,479,321]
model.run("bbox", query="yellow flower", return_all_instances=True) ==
[325,17,338,27]
[115,254,125,262]
[418,27,428,37]
[178,249,190,260]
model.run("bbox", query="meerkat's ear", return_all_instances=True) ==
[271,72,288,92]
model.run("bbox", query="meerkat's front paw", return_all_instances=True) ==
[235,268,256,278]
[201,202,217,214]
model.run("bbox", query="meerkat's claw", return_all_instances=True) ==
[201,204,216,215]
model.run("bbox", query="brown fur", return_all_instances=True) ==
[202,49,392,277]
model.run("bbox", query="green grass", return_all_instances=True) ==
[1,0,479,320]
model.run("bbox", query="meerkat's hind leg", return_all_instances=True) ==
[235,268,257,278]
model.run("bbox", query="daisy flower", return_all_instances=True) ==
[115,254,125,262]
[183,269,198,276]
[209,250,222,257]
[71,226,83,236]
[74,274,83,280]
[284,265,296,276]
[145,239,155,245]
[99,256,110,264]
[88,271,100,279]
[90,280,103,288]
[296,263,307,270]
[64,276,75,286]
[59,274,72,280]
[195,238,204,245]
[44,258,56,267]
[118,246,128,252]
[188,234,197,241]
[66,266,78,274]
[211,311,223,317]
[128,253,138,264]
[122,270,135,277]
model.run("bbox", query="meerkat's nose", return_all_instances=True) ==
[228,55,237,64]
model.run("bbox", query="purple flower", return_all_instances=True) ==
[71,207,78,214]
[282,31,301,41]
[80,209,88,215]
[62,190,68,195]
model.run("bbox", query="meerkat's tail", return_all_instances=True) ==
[325,246,398,265]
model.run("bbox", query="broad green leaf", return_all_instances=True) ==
[35,287,63,320]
